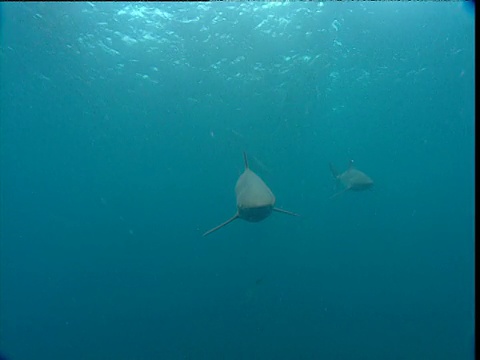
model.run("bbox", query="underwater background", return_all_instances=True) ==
[0,2,475,360]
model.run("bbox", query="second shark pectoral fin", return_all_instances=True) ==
[329,163,339,178]
[273,207,300,217]
[202,213,239,237]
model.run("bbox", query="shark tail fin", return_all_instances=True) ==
[243,152,249,169]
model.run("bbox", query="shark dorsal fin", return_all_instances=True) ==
[243,152,249,169]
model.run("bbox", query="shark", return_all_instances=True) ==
[203,152,299,237]
[329,160,373,199]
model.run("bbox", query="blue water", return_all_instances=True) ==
[0,2,475,360]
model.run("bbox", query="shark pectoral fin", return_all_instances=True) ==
[202,213,239,237]
[273,207,300,217]
[329,187,349,199]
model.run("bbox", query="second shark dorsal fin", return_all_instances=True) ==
[243,151,249,169]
